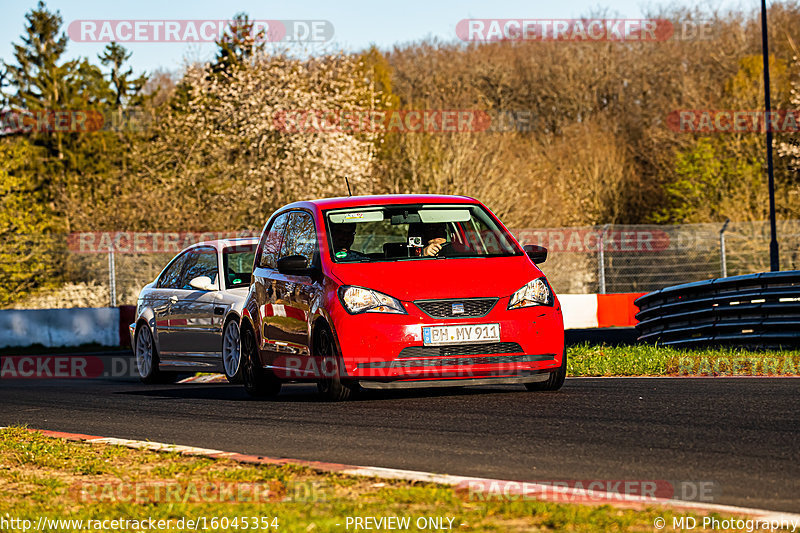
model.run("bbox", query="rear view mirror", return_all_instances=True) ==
[277,255,313,276]
[189,276,218,291]
[523,244,548,264]
[390,212,421,225]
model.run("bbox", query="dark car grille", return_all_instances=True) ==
[357,352,555,369]
[398,342,523,358]
[415,298,498,318]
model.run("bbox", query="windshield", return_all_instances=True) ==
[325,204,521,263]
[222,243,257,288]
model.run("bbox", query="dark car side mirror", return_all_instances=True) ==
[523,244,548,264]
[277,255,313,276]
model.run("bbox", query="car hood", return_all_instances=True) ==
[328,255,543,301]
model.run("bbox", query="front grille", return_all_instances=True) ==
[398,342,523,358]
[415,298,498,318]
[357,352,555,369]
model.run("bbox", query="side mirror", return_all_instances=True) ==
[277,254,313,276]
[523,244,548,264]
[188,276,218,291]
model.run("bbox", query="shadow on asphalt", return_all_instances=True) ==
[117,381,547,403]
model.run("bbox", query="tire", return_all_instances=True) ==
[315,326,357,401]
[241,326,282,398]
[222,318,244,383]
[525,348,567,392]
[135,323,179,384]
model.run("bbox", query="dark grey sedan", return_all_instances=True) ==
[130,238,257,383]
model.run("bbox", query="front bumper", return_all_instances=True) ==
[332,296,564,381]
[359,373,551,389]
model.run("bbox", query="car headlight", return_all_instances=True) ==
[338,286,407,314]
[508,277,553,309]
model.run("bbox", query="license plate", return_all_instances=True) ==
[422,323,501,346]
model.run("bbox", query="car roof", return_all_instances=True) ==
[281,194,481,211]
[191,237,259,250]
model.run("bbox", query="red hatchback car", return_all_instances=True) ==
[240,194,565,400]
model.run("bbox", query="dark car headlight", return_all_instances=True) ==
[338,286,406,314]
[508,277,553,309]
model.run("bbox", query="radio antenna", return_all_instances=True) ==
[345,176,353,196]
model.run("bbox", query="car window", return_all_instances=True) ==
[258,212,290,269]
[158,251,190,289]
[180,247,218,289]
[280,211,317,265]
[223,243,257,288]
[324,204,520,263]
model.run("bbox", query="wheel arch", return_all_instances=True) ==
[222,310,241,332]
[311,315,343,353]
[134,309,159,355]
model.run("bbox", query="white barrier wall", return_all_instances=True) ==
[558,294,600,329]
[0,308,120,348]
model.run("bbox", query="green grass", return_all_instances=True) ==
[0,426,764,532]
[569,343,800,377]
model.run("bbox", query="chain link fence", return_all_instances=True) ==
[518,220,800,294]
[2,221,799,309]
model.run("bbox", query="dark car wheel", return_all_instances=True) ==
[241,326,282,398]
[316,327,357,401]
[135,323,178,384]
[525,348,567,392]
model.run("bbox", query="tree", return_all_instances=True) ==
[212,13,267,74]
[654,138,766,223]
[0,142,57,307]
[117,52,381,231]
[1,2,99,231]
[2,1,75,113]
[99,42,147,108]
[0,2,151,233]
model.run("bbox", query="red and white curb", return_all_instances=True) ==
[4,426,799,523]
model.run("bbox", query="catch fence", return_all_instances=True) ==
[2,221,799,309]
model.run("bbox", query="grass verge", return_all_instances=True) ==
[0,426,750,532]
[569,343,800,377]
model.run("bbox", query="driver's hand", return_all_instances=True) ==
[423,238,447,257]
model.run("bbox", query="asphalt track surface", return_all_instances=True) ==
[0,368,798,513]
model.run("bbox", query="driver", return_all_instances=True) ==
[329,222,369,261]
[421,223,448,257]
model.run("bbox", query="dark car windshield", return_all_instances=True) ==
[223,243,257,288]
[325,204,521,263]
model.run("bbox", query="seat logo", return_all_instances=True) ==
[452,303,465,315]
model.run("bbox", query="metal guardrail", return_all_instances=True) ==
[634,271,800,347]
